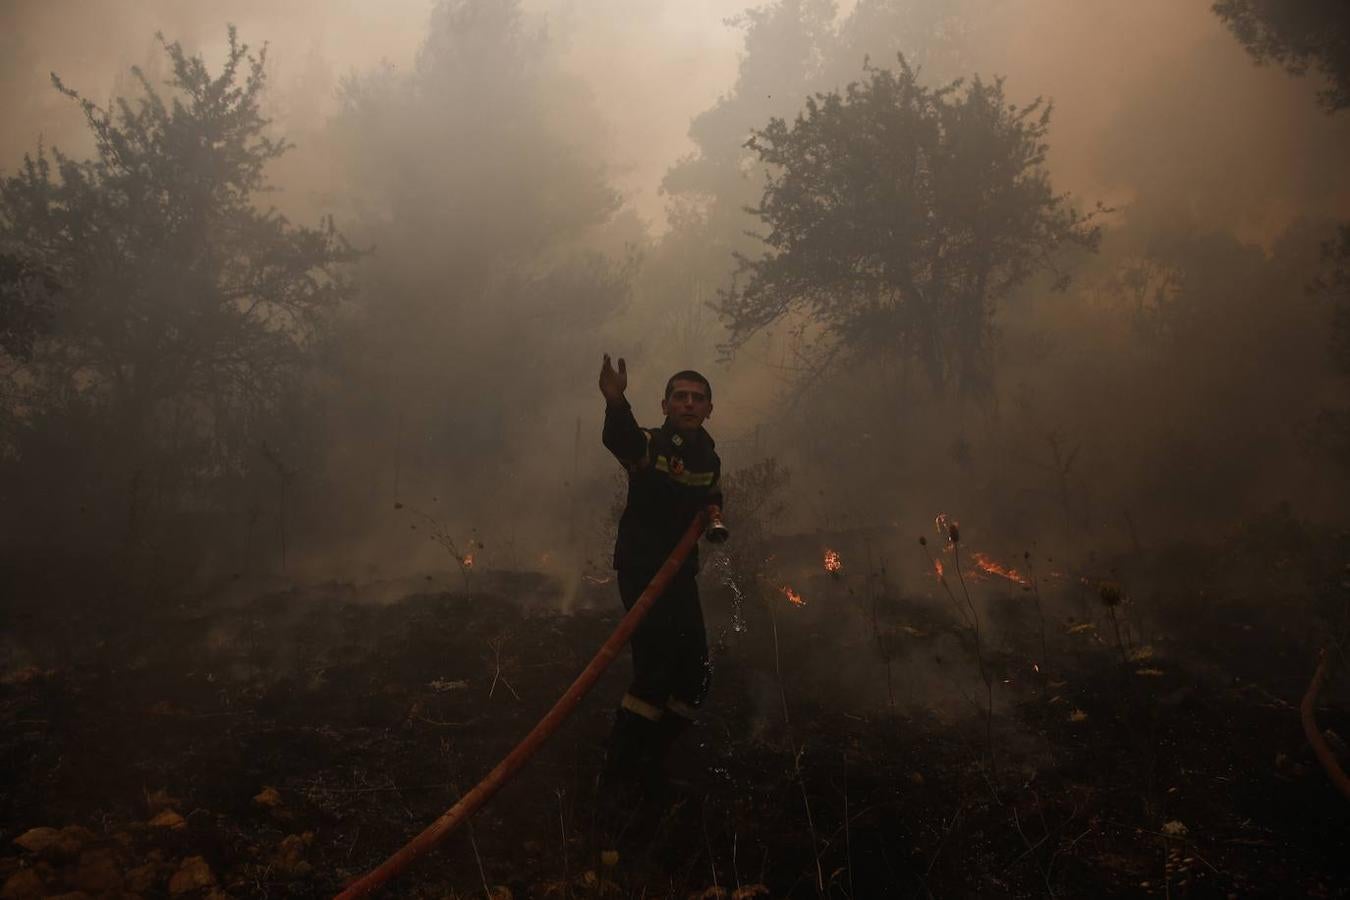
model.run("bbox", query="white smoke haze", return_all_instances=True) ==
[2,0,1347,584]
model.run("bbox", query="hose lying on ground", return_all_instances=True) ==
[334,510,710,899]
[1301,647,1350,803]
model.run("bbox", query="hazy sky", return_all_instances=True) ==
[0,0,748,224]
[3,0,1348,235]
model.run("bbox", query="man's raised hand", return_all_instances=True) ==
[599,353,628,404]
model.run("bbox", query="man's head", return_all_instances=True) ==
[661,370,713,433]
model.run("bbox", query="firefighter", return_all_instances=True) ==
[597,353,723,799]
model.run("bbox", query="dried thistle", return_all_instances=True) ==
[1098,582,1123,608]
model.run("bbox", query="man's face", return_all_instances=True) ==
[662,378,713,432]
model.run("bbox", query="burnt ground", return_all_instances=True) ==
[2,534,1350,899]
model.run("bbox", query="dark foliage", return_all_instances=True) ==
[0,251,58,362]
[0,27,356,560]
[718,57,1100,395]
[1315,224,1350,467]
[1322,224,1350,374]
[1214,0,1350,112]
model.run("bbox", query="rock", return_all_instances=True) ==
[149,810,187,830]
[145,788,183,815]
[252,786,283,809]
[1161,820,1189,838]
[167,857,215,895]
[56,827,96,859]
[72,849,123,894]
[0,869,44,900]
[11,825,92,862]
[11,828,59,855]
[125,862,160,893]
[272,833,314,877]
[14,826,91,862]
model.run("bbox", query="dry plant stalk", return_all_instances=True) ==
[921,521,996,775]
[767,599,825,894]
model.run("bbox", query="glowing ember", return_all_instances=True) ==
[780,585,805,606]
[461,552,475,569]
[823,548,842,574]
[971,552,1029,586]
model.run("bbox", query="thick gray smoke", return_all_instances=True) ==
[2,0,1347,586]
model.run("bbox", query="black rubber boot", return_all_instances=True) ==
[598,707,660,848]
[642,711,692,799]
[601,707,657,786]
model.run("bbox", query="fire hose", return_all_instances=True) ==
[335,506,726,899]
[1301,648,1350,802]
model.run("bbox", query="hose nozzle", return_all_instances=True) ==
[705,506,730,544]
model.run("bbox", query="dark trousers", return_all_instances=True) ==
[618,566,710,714]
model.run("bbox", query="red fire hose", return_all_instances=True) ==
[1301,648,1350,802]
[335,510,711,899]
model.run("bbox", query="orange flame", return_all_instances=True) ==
[780,585,805,606]
[823,548,842,574]
[461,552,475,569]
[970,552,1028,586]
[933,559,945,580]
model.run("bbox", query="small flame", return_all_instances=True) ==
[461,552,475,569]
[780,585,805,606]
[823,548,842,573]
[970,552,1028,586]
[933,559,945,580]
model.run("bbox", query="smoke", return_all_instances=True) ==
[966,0,1350,243]
[2,0,1347,587]
[7,1,1347,228]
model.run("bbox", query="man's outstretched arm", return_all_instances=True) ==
[599,353,648,464]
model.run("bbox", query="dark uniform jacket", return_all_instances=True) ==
[603,399,723,574]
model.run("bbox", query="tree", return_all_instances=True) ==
[0,251,58,363]
[328,0,631,515]
[1315,224,1350,468]
[717,58,1099,395]
[1214,0,1350,113]
[0,28,355,548]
